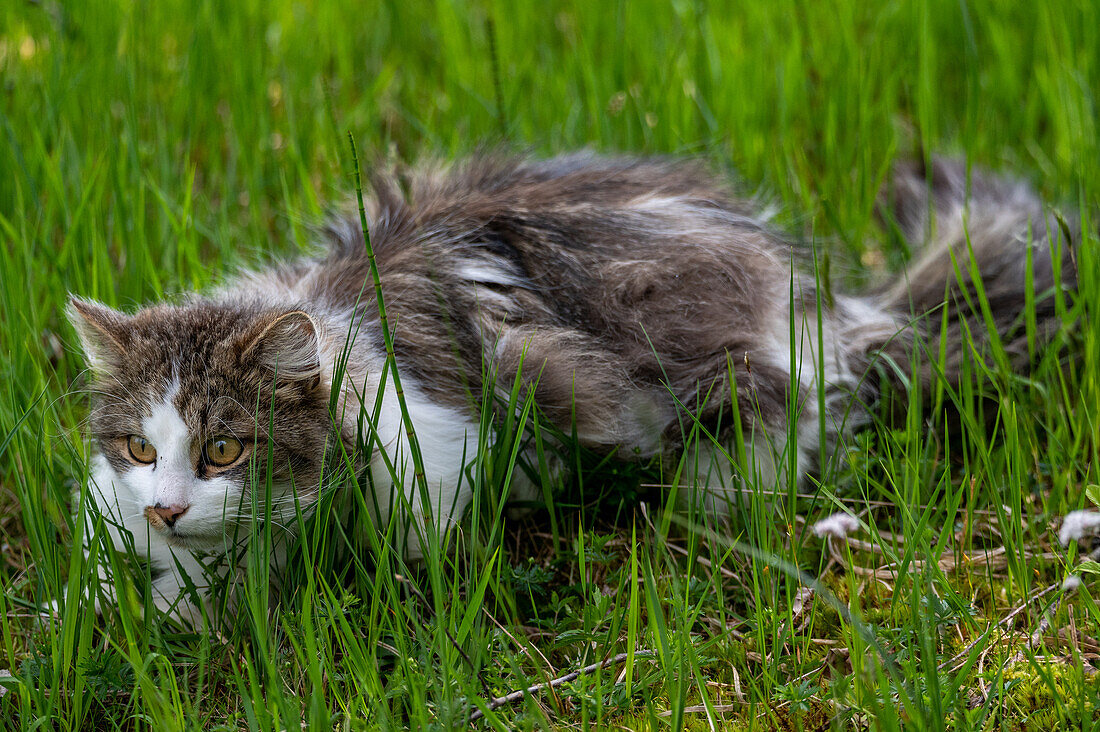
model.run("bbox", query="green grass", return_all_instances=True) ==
[2,0,1099,729]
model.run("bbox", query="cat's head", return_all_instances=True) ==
[67,296,333,549]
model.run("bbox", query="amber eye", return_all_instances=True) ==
[127,435,157,464]
[204,436,244,467]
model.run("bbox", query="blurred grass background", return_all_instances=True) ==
[1,0,1098,729]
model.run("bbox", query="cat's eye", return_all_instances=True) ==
[204,436,245,467]
[127,435,157,464]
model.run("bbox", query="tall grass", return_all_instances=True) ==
[1,0,1098,729]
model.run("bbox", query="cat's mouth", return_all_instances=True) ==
[162,531,222,550]
[143,506,223,549]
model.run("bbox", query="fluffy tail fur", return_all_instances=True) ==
[874,157,1078,398]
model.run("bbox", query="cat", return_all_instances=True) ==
[67,153,1077,623]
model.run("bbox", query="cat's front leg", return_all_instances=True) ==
[82,454,209,625]
[145,545,209,626]
[62,454,144,617]
[93,515,211,625]
[153,529,297,627]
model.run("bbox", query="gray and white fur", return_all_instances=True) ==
[67,153,1076,621]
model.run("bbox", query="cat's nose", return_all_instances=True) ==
[153,502,189,528]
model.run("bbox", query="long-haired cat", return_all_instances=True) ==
[68,153,1076,622]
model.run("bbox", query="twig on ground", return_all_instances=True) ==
[828,533,1060,583]
[938,581,1061,672]
[788,586,815,634]
[481,606,556,672]
[659,703,742,717]
[665,540,739,580]
[1005,588,1065,666]
[468,650,655,723]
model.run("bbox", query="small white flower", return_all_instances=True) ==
[1062,575,1082,592]
[0,668,11,698]
[812,512,860,539]
[1058,510,1100,546]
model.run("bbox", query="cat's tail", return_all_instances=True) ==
[872,157,1078,398]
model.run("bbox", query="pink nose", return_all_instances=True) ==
[152,503,189,528]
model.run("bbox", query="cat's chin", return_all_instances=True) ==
[161,531,224,551]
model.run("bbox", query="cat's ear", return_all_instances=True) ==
[66,296,130,373]
[239,310,322,387]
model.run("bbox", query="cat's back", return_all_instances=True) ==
[304,153,788,324]
[225,153,806,451]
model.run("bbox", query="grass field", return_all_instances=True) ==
[2,0,1099,729]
